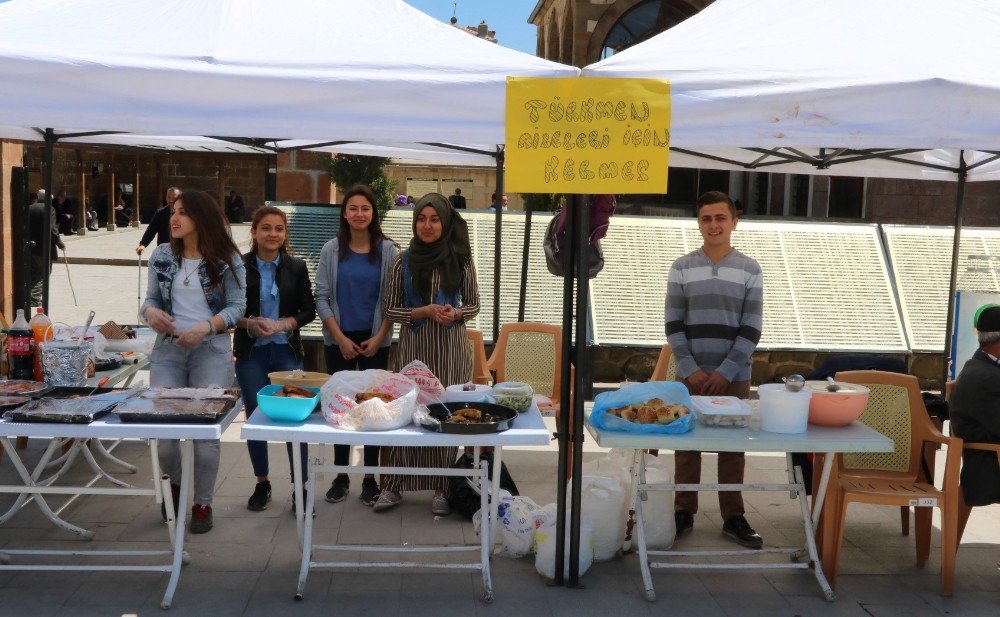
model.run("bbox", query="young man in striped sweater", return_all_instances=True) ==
[665,190,764,548]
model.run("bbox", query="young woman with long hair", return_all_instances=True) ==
[234,206,316,513]
[315,184,398,506]
[374,193,480,514]
[141,190,246,534]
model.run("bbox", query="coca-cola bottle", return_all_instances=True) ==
[7,309,35,381]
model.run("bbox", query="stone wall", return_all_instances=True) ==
[0,140,24,322]
[866,178,1000,228]
[275,151,333,204]
[384,162,524,211]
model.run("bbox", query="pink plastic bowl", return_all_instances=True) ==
[804,381,870,427]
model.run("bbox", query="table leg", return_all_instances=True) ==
[811,453,835,529]
[479,459,494,603]
[489,447,503,555]
[622,449,642,554]
[78,439,133,488]
[291,440,304,550]
[150,440,163,505]
[161,439,193,610]
[793,465,835,601]
[633,451,655,601]
[295,466,316,601]
[0,438,61,524]
[91,439,138,473]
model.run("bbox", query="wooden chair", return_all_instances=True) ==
[466,328,492,386]
[650,343,678,382]
[821,370,962,596]
[486,322,564,411]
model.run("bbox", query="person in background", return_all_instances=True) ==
[28,189,65,307]
[949,305,1000,515]
[448,187,467,210]
[375,193,480,514]
[113,188,133,227]
[315,184,398,506]
[225,190,245,224]
[666,190,764,549]
[137,187,180,255]
[84,193,99,231]
[234,206,316,513]
[53,189,75,235]
[487,192,508,212]
[395,194,409,208]
[141,190,246,534]
[407,195,416,207]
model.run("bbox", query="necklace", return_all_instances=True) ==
[181,258,201,286]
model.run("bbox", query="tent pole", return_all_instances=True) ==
[492,147,504,340]
[554,195,577,586]
[568,194,589,587]
[518,202,532,321]
[942,150,968,388]
[41,128,56,312]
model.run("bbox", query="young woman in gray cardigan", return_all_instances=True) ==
[314,184,398,507]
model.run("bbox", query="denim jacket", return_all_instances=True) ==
[140,243,247,329]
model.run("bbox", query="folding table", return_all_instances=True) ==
[0,403,240,609]
[585,417,893,601]
[241,403,551,603]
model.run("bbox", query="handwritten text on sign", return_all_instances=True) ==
[505,77,670,194]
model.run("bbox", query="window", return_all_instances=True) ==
[600,1,697,59]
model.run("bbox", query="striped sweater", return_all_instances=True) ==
[665,248,763,382]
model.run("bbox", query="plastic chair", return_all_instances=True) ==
[486,322,564,410]
[466,328,492,386]
[821,370,962,596]
[650,343,677,382]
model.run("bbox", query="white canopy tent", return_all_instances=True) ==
[0,0,578,330]
[582,0,1000,381]
[583,0,1000,180]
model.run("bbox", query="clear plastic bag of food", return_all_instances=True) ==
[588,381,694,434]
[320,369,418,431]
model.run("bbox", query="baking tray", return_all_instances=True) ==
[0,379,50,397]
[5,398,118,424]
[420,402,517,435]
[0,395,31,411]
[115,397,236,424]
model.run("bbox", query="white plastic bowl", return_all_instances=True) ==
[758,383,812,434]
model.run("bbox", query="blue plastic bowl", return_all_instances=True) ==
[257,384,320,422]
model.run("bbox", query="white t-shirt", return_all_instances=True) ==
[171,258,213,333]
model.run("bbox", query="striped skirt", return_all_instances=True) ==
[380,446,455,492]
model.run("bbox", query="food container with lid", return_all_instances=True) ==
[758,383,812,433]
[689,395,753,427]
[804,381,870,427]
[443,383,494,404]
[492,381,534,412]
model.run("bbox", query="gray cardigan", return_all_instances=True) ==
[314,237,398,347]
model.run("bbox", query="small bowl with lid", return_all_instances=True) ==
[492,381,534,412]
[804,380,870,427]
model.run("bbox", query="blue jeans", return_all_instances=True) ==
[150,334,234,506]
[235,342,309,483]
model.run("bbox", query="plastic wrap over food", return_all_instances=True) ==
[320,369,418,431]
[5,397,118,423]
[140,387,236,400]
[398,360,445,405]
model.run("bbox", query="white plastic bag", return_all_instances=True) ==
[320,369,418,431]
[534,504,594,579]
[497,493,550,558]
[398,360,446,405]
[580,476,626,561]
[642,454,676,550]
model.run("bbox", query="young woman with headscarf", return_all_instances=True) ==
[373,193,480,514]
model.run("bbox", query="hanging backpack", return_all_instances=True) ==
[543,194,615,279]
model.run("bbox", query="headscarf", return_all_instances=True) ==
[407,193,471,303]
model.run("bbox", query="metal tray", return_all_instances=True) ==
[115,398,236,424]
[5,398,118,424]
[421,402,517,435]
[0,379,50,397]
[0,395,31,411]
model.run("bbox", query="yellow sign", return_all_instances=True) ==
[505,77,670,194]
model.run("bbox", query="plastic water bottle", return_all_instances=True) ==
[29,308,53,381]
[7,309,34,381]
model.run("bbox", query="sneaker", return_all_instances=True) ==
[247,480,272,511]
[291,489,316,518]
[373,490,402,513]
[674,510,694,538]
[160,484,181,522]
[325,474,350,503]
[359,478,380,507]
[722,515,763,549]
[189,504,213,534]
[430,493,451,516]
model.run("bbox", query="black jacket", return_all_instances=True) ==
[29,202,65,259]
[233,251,316,362]
[140,207,172,248]
[949,349,1000,506]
